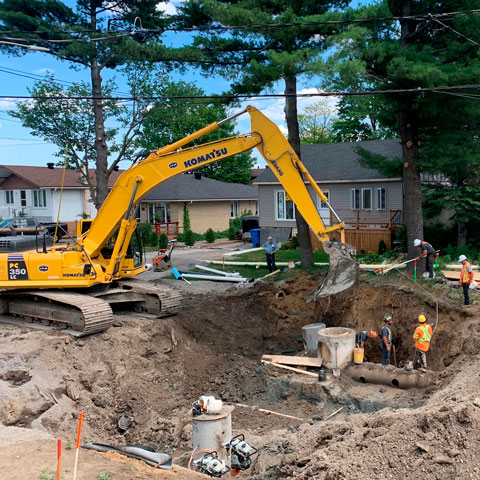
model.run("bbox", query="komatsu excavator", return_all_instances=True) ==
[0,106,357,335]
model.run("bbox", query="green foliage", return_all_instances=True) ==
[298,101,335,144]
[150,231,159,247]
[184,229,196,246]
[291,236,299,250]
[40,468,63,480]
[138,81,254,184]
[355,147,402,178]
[96,474,111,480]
[378,239,387,255]
[183,204,191,233]
[65,440,72,451]
[205,228,215,243]
[140,223,152,246]
[158,233,169,249]
[228,220,236,240]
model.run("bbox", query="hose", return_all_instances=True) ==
[187,448,215,471]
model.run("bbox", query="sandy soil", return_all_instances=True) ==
[0,272,478,479]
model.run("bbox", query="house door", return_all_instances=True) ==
[318,190,330,227]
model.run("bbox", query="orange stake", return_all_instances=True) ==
[55,439,61,480]
[73,412,84,480]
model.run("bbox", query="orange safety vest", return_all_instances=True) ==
[460,262,473,284]
[413,324,432,352]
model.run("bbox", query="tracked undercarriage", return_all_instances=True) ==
[0,280,183,336]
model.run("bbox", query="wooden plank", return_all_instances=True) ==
[441,270,461,280]
[262,354,323,367]
[261,360,319,377]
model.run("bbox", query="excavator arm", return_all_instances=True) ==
[81,105,357,297]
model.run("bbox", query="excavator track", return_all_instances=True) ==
[0,290,113,336]
[92,279,183,317]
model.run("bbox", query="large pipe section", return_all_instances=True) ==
[345,362,434,389]
[317,327,355,374]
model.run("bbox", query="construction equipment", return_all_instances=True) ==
[0,105,356,335]
[191,451,230,477]
[152,240,175,271]
[225,434,257,473]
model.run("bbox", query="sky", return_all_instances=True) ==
[0,0,339,168]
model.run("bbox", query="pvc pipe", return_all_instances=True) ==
[55,439,62,480]
[223,247,264,256]
[207,261,328,267]
[180,273,248,282]
[445,264,479,270]
[194,264,240,277]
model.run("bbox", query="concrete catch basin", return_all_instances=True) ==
[317,327,355,371]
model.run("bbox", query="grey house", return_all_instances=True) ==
[253,139,403,241]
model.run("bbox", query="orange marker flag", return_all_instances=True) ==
[55,439,61,480]
[73,412,84,480]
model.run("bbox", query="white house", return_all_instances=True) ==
[0,164,123,222]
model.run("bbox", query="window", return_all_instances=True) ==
[362,189,372,210]
[318,190,330,209]
[376,188,386,210]
[255,201,259,216]
[33,190,47,208]
[350,189,360,210]
[276,190,295,220]
[20,190,27,207]
[230,200,239,218]
[148,203,171,223]
[5,191,13,205]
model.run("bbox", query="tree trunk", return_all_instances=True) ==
[90,7,109,209]
[399,0,423,271]
[284,73,314,267]
[457,222,467,247]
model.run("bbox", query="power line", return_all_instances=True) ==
[0,83,479,101]
[428,14,480,46]
[0,8,478,38]
[0,137,44,141]
[0,142,49,146]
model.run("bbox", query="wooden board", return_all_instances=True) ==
[262,354,322,367]
[441,271,461,280]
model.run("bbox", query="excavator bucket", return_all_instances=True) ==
[307,241,359,301]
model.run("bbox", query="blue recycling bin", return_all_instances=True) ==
[250,228,260,247]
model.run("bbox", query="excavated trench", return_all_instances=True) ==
[0,273,478,466]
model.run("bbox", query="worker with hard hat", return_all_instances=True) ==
[355,330,377,348]
[381,315,393,366]
[413,314,432,369]
[458,254,474,306]
[413,239,436,278]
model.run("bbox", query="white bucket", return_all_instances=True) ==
[199,396,223,414]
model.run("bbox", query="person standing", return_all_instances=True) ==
[459,255,474,306]
[381,315,393,366]
[413,239,436,278]
[263,236,279,273]
[355,330,377,348]
[413,314,432,369]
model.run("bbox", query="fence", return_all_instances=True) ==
[330,209,402,230]
[153,221,179,238]
[310,228,392,253]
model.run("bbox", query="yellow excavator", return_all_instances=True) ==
[0,106,357,335]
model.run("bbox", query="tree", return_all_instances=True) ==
[0,0,170,207]
[324,0,480,257]
[178,0,348,267]
[138,81,255,184]
[298,100,335,144]
[9,69,151,206]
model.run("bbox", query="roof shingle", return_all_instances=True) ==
[254,139,402,183]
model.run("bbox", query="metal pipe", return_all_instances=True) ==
[180,273,248,283]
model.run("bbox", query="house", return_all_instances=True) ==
[254,139,403,250]
[0,164,123,222]
[139,172,258,234]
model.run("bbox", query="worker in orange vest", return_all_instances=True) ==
[459,255,474,306]
[413,314,432,369]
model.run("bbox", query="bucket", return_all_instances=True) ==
[353,347,364,364]
[318,369,326,382]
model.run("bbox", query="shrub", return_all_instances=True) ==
[378,239,387,255]
[183,204,191,232]
[150,231,158,247]
[205,228,215,243]
[140,223,152,246]
[290,235,299,249]
[158,233,169,249]
[184,229,195,246]
[228,220,236,240]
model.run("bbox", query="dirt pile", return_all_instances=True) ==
[0,273,478,479]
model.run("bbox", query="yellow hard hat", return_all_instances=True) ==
[418,314,427,323]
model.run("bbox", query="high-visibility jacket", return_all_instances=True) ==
[460,262,473,284]
[413,324,432,352]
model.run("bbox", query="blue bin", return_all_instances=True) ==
[250,228,260,247]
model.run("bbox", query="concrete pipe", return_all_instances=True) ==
[302,323,326,351]
[317,327,355,371]
[345,362,434,389]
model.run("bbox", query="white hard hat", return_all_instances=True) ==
[458,254,467,262]
[413,239,421,247]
